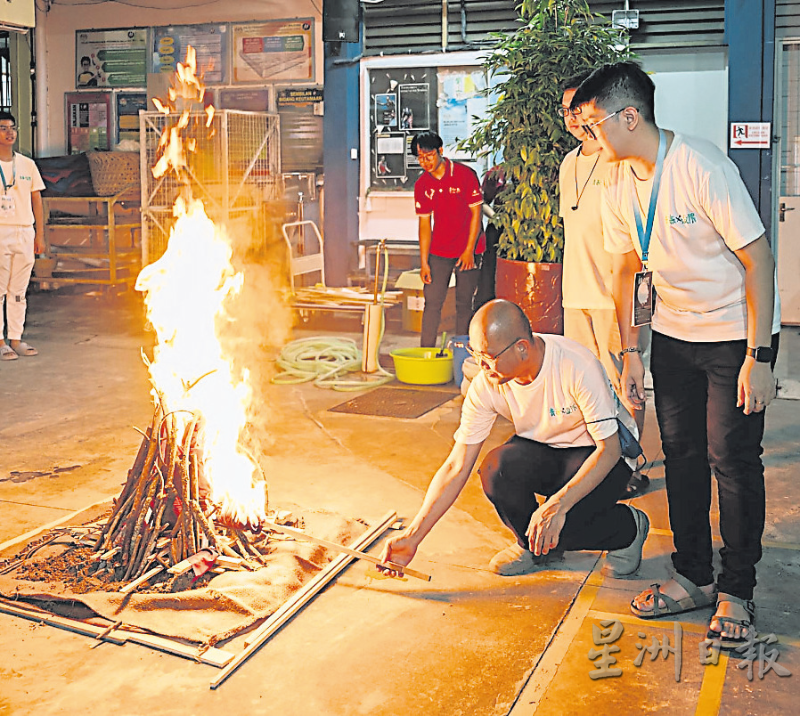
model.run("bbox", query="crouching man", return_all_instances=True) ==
[380,299,649,578]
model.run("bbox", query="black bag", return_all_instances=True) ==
[587,416,645,465]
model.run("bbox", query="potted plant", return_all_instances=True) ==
[459,0,631,333]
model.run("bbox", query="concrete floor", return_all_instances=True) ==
[0,289,799,716]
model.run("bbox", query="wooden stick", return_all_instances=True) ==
[0,597,233,667]
[120,565,164,594]
[264,520,431,582]
[210,510,398,689]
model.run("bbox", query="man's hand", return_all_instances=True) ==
[621,353,646,415]
[34,232,45,255]
[455,248,475,272]
[420,262,432,284]
[738,359,776,414]
[377,531,419,577]
[525,497,568,556]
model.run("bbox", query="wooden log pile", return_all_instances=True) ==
[89,405,272,588]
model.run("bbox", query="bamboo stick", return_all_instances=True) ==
[210,511,397,689]
[265,520,431,582]
[120,566,164,594]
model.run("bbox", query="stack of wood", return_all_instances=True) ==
[89,405,272,592]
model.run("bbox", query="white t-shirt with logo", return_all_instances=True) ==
[0,153,45,227]
[453,334,619,449]
[602,133,781,341]
[559,146,615,309]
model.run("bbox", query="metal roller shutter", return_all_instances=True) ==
[362,0,725,55]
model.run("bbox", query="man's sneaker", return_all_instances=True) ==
[489,542,564,576]
[603,505,650,578]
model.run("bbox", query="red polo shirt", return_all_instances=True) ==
[414,158,486,258]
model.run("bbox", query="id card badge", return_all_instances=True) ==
[632,270,654,327]
[0,194,15,217]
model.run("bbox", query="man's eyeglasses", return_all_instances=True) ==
[0,125,17,133]
[557,106,582,118]
[416,149,440,161]
[456,337,523,368]
[581,108,624,140]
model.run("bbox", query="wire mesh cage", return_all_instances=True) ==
[139,110,281,264]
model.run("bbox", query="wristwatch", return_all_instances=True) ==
[746,346,774,363]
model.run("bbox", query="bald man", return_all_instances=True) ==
[380,299,649,578]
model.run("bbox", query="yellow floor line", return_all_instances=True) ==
[694,653,729,716]
[508,569,604,715]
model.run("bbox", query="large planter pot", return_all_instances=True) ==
[495,257,563,335]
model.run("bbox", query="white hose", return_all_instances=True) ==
[272,244,395,391]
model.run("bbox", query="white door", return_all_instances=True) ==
[776,40,800,324]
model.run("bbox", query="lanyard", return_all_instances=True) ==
[0,154,16,194]
[632,129,666,268]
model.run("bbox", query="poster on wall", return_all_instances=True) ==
[231,19,314,83]
[76,29,148,88]
[66,91,112,154]
[437,68,487,169]
[116,92,147,146]
[397,83,430,130]
[153,24,228,84]
[277,87,323,109]
[375,133,405,178]
[368,67,437,190]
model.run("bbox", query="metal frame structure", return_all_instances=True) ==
[139,109,281,265]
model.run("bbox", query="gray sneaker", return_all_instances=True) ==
[489,542,565,576]
[603,505,650,578]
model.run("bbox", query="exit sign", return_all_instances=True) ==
[730,122,771,149]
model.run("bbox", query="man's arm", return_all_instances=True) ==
[612,250,646,415]
[379,440,484,571]
[733,234,776,414]
[526,434,622,556]
[31,190,44,255]
[418,215,433,284]
[456,203,482,271]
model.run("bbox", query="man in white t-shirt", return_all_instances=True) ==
[379,299,649,579]
[0,111,45,361]
[572,62,780,650]
[558,70,648,499]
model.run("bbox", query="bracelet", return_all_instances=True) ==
[619,347,641,359]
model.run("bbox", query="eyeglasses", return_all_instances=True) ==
[416,149,439,161]
[581,108,624,140]
[0,125,17,133]
[459,337,522,368]
[557,106,582,118]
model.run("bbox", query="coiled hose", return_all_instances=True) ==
[272,244,395,391]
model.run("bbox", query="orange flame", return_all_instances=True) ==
[136,46,265,526]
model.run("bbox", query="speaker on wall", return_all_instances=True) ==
[323,0,360,43]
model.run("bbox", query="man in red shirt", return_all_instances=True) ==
[412,131,485,347]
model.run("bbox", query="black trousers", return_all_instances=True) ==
[420,253,481,348]
[477,436,636,552]
[651,331,779,600]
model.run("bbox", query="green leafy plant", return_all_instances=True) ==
[459,0,632,262]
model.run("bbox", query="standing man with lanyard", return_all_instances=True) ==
[572,62,780,649]
[0,111,45,361]
[412,131,485,348]
[558,70,648,499]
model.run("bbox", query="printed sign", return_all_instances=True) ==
[76,29,148,88]
[730,122,771,149]
[153,24,228,84]
[232,20,314,83]
[277,87,323,109]
[66,91,111,154]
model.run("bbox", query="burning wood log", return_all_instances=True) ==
[88,405,272,590]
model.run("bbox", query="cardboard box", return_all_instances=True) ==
[395,269,456,333]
